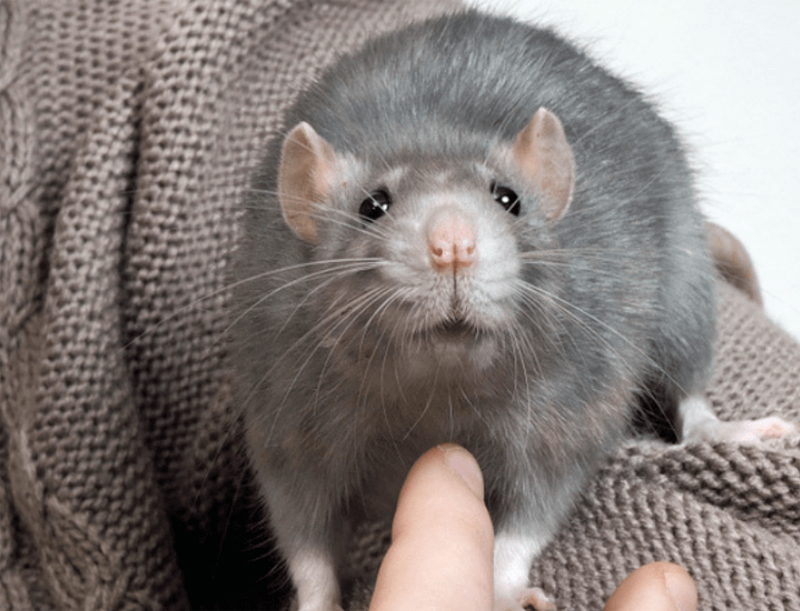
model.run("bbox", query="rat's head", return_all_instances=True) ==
[276,108,575,379]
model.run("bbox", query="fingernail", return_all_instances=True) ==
[664,569,697,611]
[440,445,484,500]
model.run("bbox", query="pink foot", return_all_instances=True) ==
[519,587,556,611]
[694,415,797,444]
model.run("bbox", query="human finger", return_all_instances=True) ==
[605,561,697,611]
[369,444,495,611]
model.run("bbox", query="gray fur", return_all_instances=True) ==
[234,9,716,610]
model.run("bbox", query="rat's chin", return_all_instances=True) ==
[417,318,500,371]
[388,318,501,380]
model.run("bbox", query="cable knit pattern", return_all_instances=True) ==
[1,1,799,609]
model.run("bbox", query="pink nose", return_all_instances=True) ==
[427,208,477,271]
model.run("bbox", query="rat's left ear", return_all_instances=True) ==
[512,107,575,220]
[278,121,338,243]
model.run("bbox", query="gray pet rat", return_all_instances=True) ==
[233,9,795,611]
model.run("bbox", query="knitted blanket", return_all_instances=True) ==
[1,1,799,609]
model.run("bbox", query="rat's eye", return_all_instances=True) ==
[491,182,521,216]
[359,189,392,222]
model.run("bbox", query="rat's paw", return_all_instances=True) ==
[736,416,797,441]
[493,531,556,610]
[518,586,556,611]
[291,600,343,611]
[494,586,555,611]
[692,415,797,444]
[679,395,797,445]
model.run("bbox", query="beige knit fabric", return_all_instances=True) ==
[1,1,799,609]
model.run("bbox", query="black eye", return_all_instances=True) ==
[491,182,521,216]
[359,189,392,222]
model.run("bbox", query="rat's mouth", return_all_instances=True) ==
[433,317,481,339]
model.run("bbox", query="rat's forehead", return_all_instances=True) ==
[377,160,492,192]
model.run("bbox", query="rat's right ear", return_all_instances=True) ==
[511,107,575,221]
[278,122,337,243]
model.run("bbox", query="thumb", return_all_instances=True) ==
[605,562,698,611]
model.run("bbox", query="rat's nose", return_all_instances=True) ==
[427,207,477,271]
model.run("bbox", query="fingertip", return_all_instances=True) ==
[661,563,697,611]
[605,562,697,611]
[392,444,491,545]
[438,443,485,500]
[370,445,494,611]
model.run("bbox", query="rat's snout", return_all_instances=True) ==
[427,206,477,271]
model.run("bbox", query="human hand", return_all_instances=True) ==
[369,444,697,611]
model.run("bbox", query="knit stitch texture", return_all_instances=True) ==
[1,1,799,609]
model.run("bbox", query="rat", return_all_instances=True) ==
[233,9,796,611]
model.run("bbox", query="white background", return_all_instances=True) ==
[467,0,800,340]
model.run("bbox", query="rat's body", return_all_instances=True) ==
[234,9,792,611]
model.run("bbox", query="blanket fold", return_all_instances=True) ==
[1,1,799,609]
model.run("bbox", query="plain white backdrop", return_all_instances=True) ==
[466,0,800,340]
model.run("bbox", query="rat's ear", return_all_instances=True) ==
[512,107,575,220]
[279,121,337,242]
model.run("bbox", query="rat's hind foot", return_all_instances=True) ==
[690,415,797,444]
[679,395,797,444]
